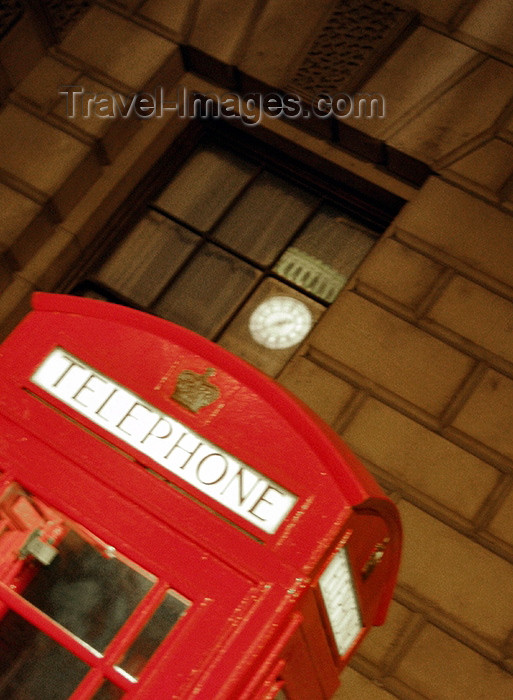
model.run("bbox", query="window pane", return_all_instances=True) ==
[92,680,125,699]
[118,590,189,678]
[154,144,257,231]
[0,610,89,699]
[274,205,376,302]
[22,530,153,653]
[95,211,199,306]
[152,244,259,338]
[218,278,324,377]
[213,171,318,265]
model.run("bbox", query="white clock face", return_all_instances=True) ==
[248,296,313,349]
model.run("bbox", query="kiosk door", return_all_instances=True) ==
[0,416,269,700]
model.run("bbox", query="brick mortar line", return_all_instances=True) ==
[353,283,513,382]
[379,612,426,677]
[437,170,513,216]
[349,655,428,700]
[440,167,507,206]
[350,458,513,564]
[305,346,441,429]
[358,452,513,564]
[349,457,487,535]
[0,167,49,206]
[381,53,486,143]
[504,626,513,658]
[438,361,488,427]
[474,531,513,574]
[305,347,513,473]
[420,318,513,379]
[332,388,368,434]
[393,586,513,671]
[471,472,513,531]
[432,126,495,172]
[394,228,513,301]
[8,92,100,148]
[50,45,143,97]
[412,267,456,319]
[441,425,513,474]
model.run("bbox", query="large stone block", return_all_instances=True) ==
[356,238,443,308]
[333,668,397,699]
[138,0,194,39]
[0,183,42,248]
[310,292,475,414]
[352,27,476,138]
[395,623,513,699]
[342,397,498,519]
[459,0,513,57]
[395,178,513,289]
[17,56,79,112]
[356,600,412,667]
[389,59,513,164]
[0,105,90,196]
[452,369,513,461]
[16,227,82,291]
[400,0,470,23]
[428,275,513,364]
[445,138,513,196]
[60,6,177,89]
[398,500,513,643]
[239,0,335,86]
[277,356,354,425]
[189,0,263,63]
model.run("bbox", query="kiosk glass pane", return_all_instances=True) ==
[118,590,190,678]
[22,529,154,653]
[152,244,259,338]
[0,610,89,699]
[319,547,362,657]
[91,680,125,699]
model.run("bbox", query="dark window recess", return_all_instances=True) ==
[69,127,403,377]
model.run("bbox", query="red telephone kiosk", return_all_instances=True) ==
[0,293,401,699]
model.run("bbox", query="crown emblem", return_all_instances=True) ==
[171,368,220,413]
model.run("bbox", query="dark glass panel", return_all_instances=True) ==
[152,244,259,338]
[274,205,376,302]
[22,530,153,653]
[0,610,89,699]
[118,590,189,678]
[213,171,317,265]
[155,144,257,231]
[218,278,324,377]
[91,680,125,699]
[96,211,199,306]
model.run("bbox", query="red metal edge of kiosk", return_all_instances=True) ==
[0,293,402,700]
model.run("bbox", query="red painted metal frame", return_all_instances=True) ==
[0,294,401,698]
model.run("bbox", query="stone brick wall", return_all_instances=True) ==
[280,177,513,697]
[1,1,513,697]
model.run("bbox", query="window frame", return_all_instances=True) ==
[58,119,405,300]
[58,120,406,376]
